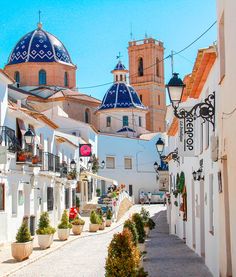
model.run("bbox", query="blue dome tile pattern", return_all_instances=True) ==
[98,82,146,111]
[117,127,135,133]
[8,27,73,66]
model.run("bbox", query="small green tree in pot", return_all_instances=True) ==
[11,217,33,261]
[57,210,72,240]
[132,213,146,253]
[106,208,113,227]
[36,212,56,249]
[123,219,138,246]
[140,208,155,237]
[89,210,100,232]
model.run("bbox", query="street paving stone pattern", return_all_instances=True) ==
[9,206,212,277]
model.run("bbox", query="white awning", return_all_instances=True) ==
[83,171,118,185]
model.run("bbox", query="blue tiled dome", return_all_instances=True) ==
[114,61,127,71]
[7,25,73,66]
[98,82,146,111]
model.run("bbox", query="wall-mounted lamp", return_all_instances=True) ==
[155,138,179,164]
[166,73,215,129]
[192,166,204,181]
[24,128,35,145]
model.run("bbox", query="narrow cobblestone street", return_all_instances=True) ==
[144,210,213,277]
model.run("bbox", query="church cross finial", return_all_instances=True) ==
[38,10,41,23]
[116,52,123,60]
[37,10,42,29]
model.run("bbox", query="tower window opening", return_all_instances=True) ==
[139,116,142,127]
[116,75,118,82]
[39,69,46,85]
[106,116,111,127]
[85,108,91,124]
[156,58,160,77]
[14,71,20,83]
[138,57,144,76]
[120,74,123,81]
[64,72,69,87]
[123,116,129,127]
[158,95,160,105]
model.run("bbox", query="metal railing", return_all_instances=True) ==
[0,126,21,152]
[43,152,61,173]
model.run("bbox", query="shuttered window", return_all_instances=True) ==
[124,158,132,169]
[65,188,70,209]
[106,156,115,169]
[47,187,54,211]
[0,184,5,211]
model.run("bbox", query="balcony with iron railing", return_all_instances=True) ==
[0,126,21,153]
[42,152,61,173]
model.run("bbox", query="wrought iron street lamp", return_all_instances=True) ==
[155,138,179,163]
[100,160,105,169]
[166,73,215,129]
[24,128,35,145]
[155,138,165,156]
[154,162,158,172]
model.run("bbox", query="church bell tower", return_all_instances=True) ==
[128,38,166,132]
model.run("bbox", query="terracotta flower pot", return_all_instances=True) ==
[37,234,54,249]
[57,228,70,240]
[89,223,99,232]
[11,240,33,262]
[106,219,112,227]
[72,224,84,235]
[17,153,27,162]
[32,156,39,164]
[138,243,145,253]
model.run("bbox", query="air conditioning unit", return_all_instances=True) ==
[210,135,218,162]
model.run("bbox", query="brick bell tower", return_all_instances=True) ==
[128,38,166,132]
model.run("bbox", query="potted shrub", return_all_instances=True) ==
[17,150,27,162]
[123,219,138,246]
[96,208,105,230]
[106,208,112,227]
[11,218,33,261]
[89,210,100,232]
[105,229,140,277]
[132,213,146,253]
[67,170,77,180]
[71,216,85,235]
[57,210,72,240]
[36,212,56,249]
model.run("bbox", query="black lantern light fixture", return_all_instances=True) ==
[192,170,197,181]
[166,73,215,129]
[155,137,179,164]
[24,128,35,145]
[154,162,159,172]
[100,160,105,169]
[70,159,76,170]
[155,137,165,156]
[192,166,204,181]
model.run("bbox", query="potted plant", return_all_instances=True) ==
[106,208,112,227]
[67,170,77,180]
[71,216,85,235]
[17,150,27,162]
[89,210,100,232]
[132,213,146,253]
[11,218,33,261]
[105,229,140,277]
[96,188,101,197]
[96,208,105,230]
[57,210,72,240]
[32,155,39,164]
[36,212,56,249]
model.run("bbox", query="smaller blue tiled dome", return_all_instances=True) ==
[114,61,127,71]
[7,23,73,66]
[98,82,146,111]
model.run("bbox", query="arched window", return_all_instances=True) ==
[64,72,68,87]
[123,116,129,127]
[116,75,118,82]
[14,71,20,83]
[138,57,144,76]
[120,74,123,81]
[156,58,160,77]
[85,108,90,123]
[39,70,46,85]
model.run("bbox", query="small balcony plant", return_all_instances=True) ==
[57,210,72,240]
[32,155,39,165]
[71,215,85,235]
[17,150,27,162]
[11,217,33,261]
[67,170,77,180]
[89,210,101,232]
[36,212,56,249]
[106,208,113,227]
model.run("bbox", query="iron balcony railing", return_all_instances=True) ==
[43,152,61,173]
[60,163,68,178]
[0,126,21,153]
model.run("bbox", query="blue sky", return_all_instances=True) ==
[0,0,216,100]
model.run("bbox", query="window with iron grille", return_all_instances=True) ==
[47,187,54,211]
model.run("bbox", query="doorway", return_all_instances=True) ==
[199,179,205,258]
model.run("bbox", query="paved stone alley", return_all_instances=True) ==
[143,210,213,277]
[3,205,163,277]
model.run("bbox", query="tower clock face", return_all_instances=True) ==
[79,144,92,157]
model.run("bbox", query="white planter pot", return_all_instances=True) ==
[99,221,106,230]
[58,228,70,240]
[11,240,33,262]
[106,219,112,227]
[89,223,99,232]
[72,224,84,235]
[38,234,54,249]
[138,243,145,253]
